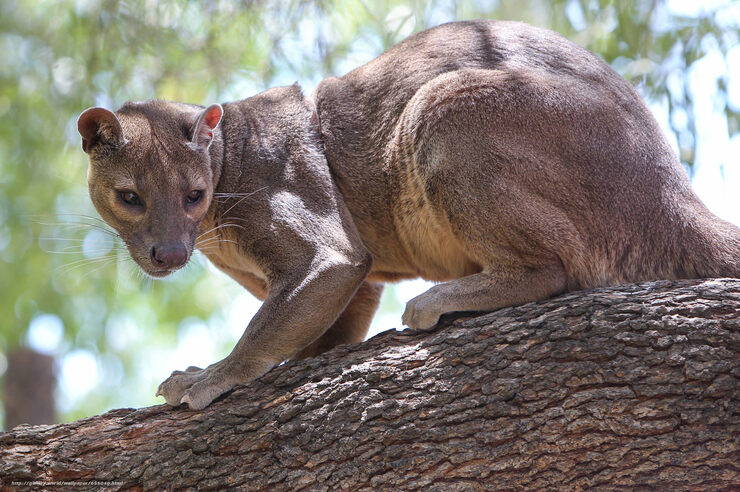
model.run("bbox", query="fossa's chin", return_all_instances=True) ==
[139,262,187,279]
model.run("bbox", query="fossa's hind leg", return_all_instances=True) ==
[398,69,588,329]
[293,282,383,359]
[402,263,567,330]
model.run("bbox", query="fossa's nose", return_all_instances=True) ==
[151,242,188,269]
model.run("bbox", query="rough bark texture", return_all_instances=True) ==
[3,348,55,430]
[1,279,738,491]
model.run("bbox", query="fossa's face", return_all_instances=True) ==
[78,103,222,277]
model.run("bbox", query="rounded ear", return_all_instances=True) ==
[191,104,223,149]
[77,107,125,154]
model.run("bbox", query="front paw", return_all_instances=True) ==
[156,357,279,410]
[402,291,444,331]
[156,363,235,410]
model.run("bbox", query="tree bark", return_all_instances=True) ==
[0,279,738,491]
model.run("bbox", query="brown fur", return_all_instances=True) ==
[78,20,740,409]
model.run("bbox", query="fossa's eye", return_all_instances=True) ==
[120,191,143,206]
[186,190,203,204]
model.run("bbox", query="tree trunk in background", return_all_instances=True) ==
[0,279,738,491]
[3,348,55,430]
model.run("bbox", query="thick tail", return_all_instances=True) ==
[683,215,740,280]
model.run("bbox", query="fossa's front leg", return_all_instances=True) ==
[293,281,383,359]
[157,249,371,409]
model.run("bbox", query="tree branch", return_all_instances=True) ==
[1,279,739,491]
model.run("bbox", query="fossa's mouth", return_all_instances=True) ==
[129,245,192,279]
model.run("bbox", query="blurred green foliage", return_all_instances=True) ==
[0,0,737,425]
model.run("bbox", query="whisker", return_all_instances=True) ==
[195,241,234,250]
[210,216,252,224]
[201,221,246,234]
[40,240,125,249]
[219,186,268,217]
[133,266,144,284]
[39,232,126,256]
[37,222,120,238]
[56,253,120,267]
[195,226,222,241]
[55,256,118,277]
[195,246,229,254]
[76,258,126,281]
[39,237,89,242]
[52,213,112,226]
[213,188,268,198]
[28,213,110,227]
[32,215,107,226]
[194,243,221,252]
[195,236,221,245]
[45,248,125,256]
[195,222,245,241]
[196,237,238,248]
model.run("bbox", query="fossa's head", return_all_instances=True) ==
[78,100,223,277]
